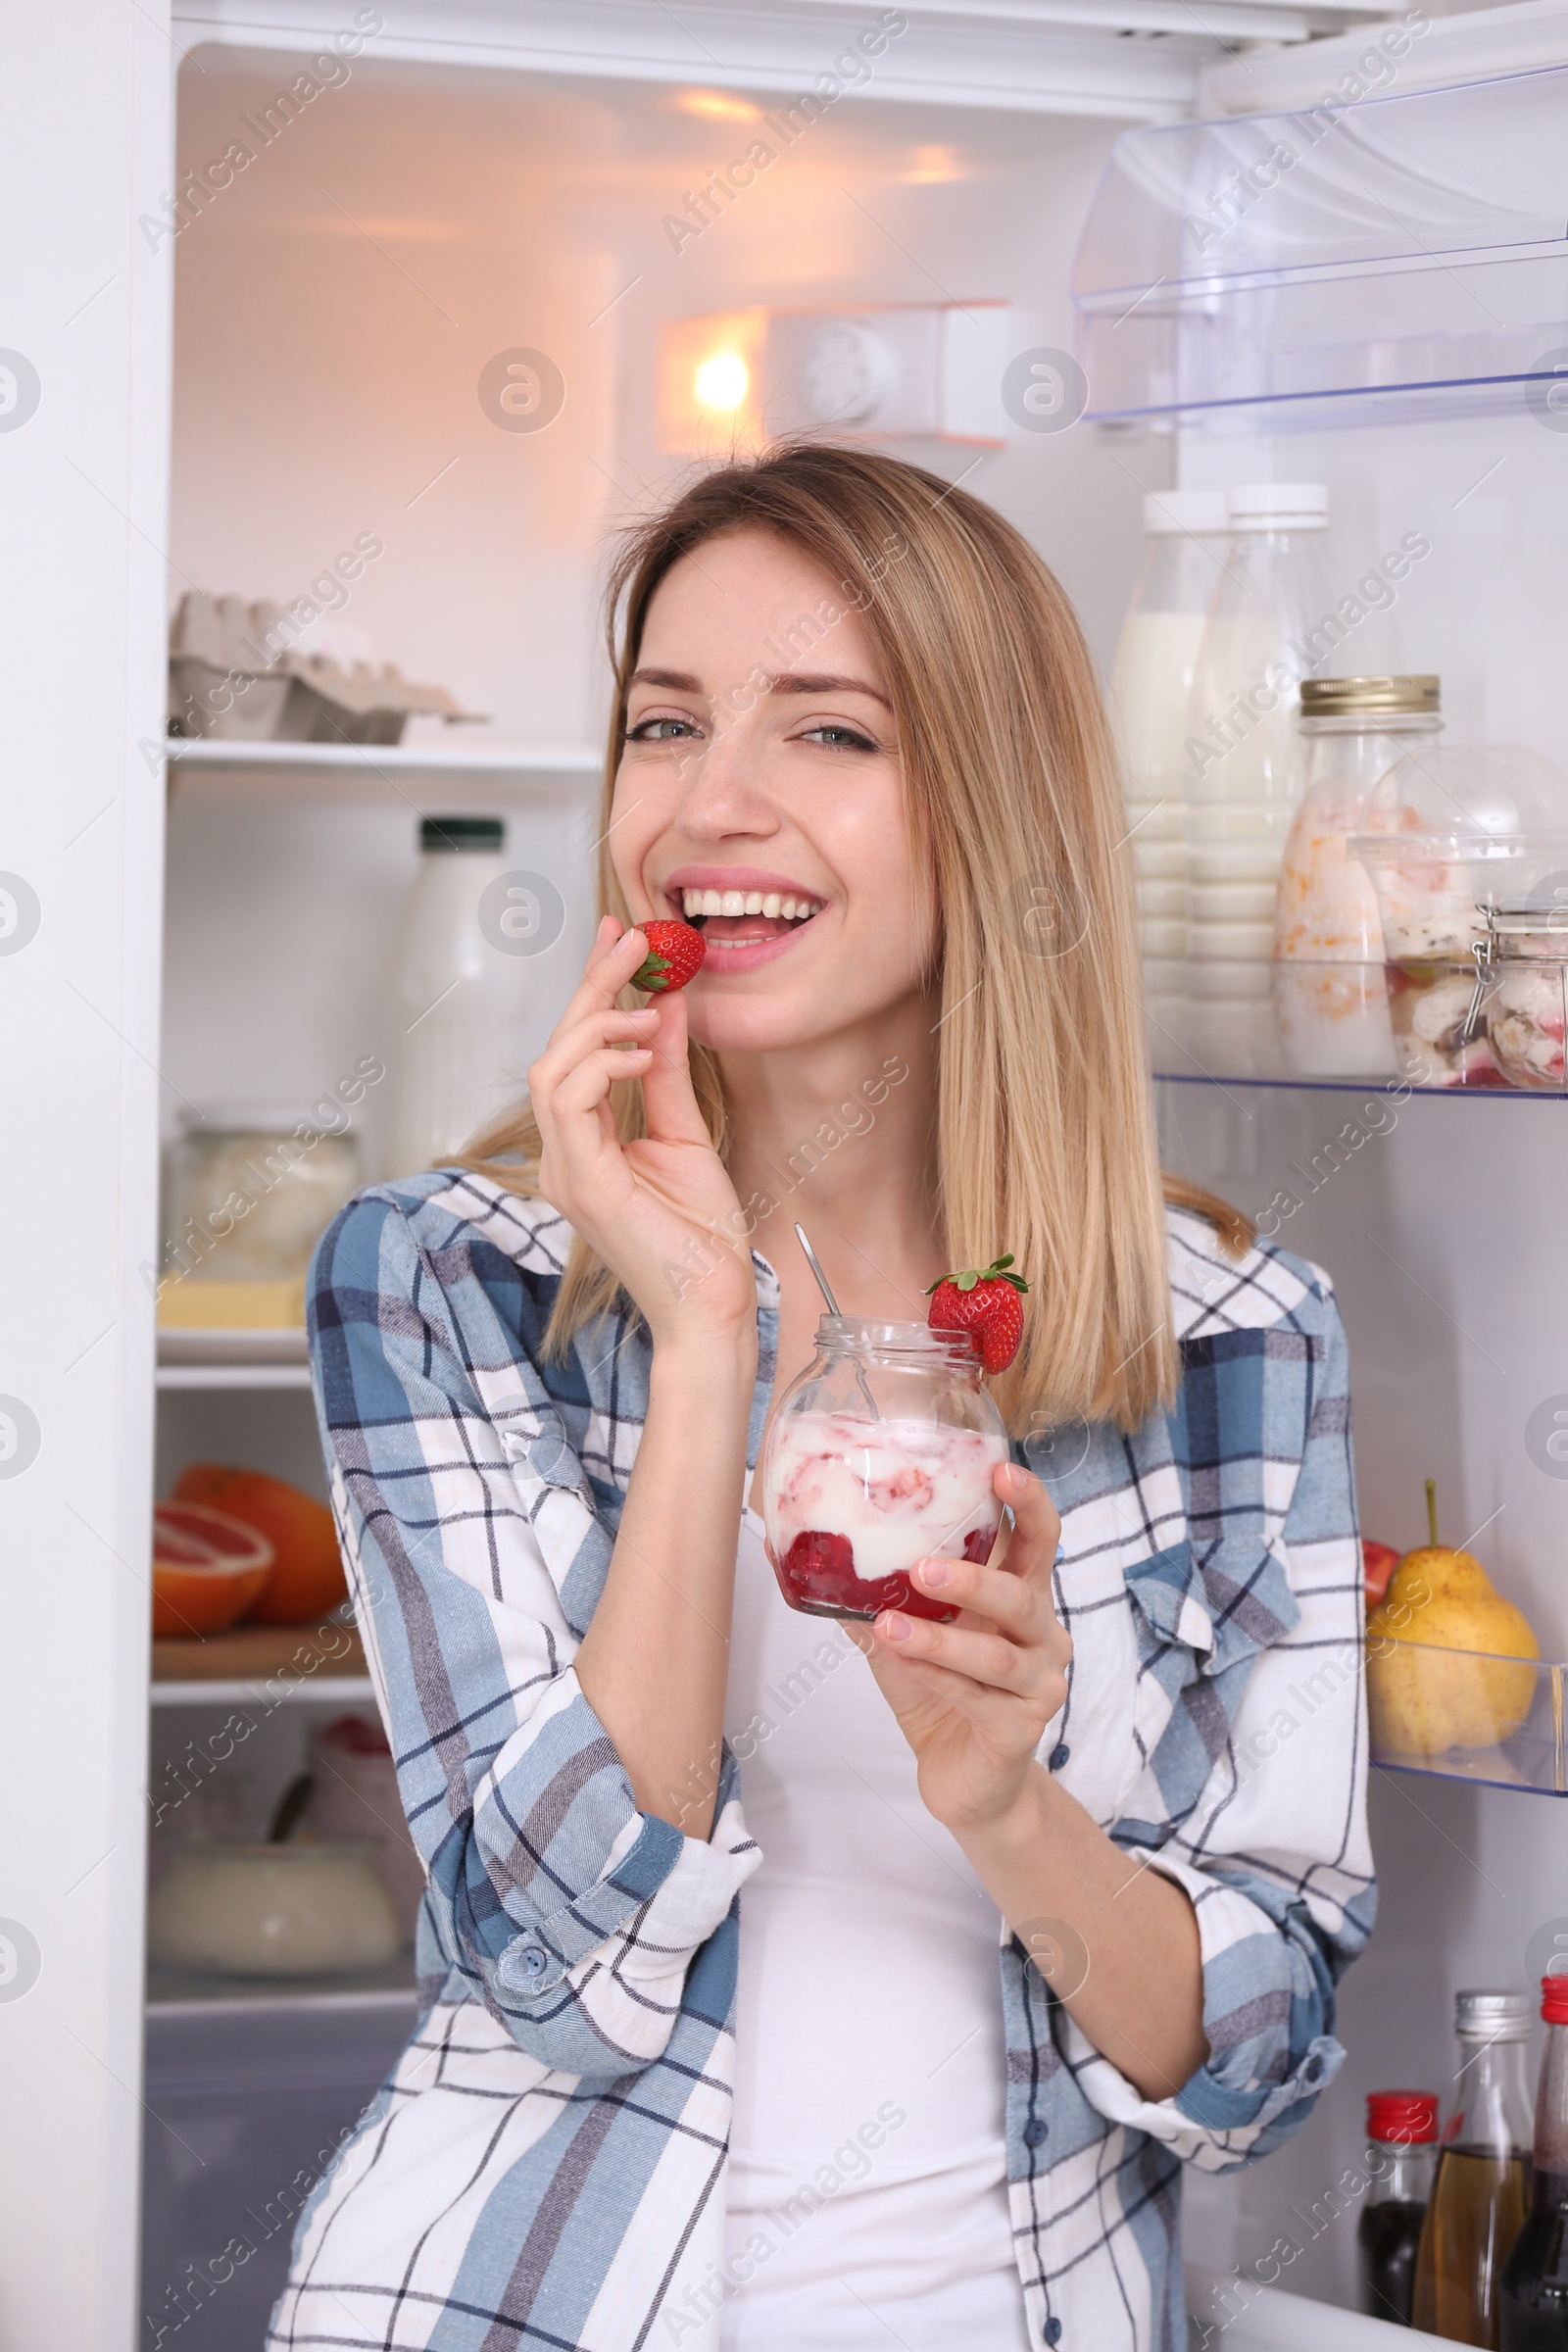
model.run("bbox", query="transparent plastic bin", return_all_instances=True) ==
[1071,65,1568,425]
[1367,1636,1567,1797]
[141,1992,415,2348]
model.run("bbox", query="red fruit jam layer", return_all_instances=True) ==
[770,1524,997,1623]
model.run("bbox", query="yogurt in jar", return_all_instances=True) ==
[762,1410,1007,1622]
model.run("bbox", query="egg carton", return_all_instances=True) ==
[168,591,484,746]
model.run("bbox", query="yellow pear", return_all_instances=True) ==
[1366,1481,1540,1756]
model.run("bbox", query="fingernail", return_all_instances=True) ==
[1004,1461,1028,1494]
[917,1557,950,1588]
[877,1611,912,1642]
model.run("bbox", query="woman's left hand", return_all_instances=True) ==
[860,1461,1069,1836]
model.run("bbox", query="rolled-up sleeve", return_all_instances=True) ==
[1075,1277,1375,2168]
[309,1188,760,2086]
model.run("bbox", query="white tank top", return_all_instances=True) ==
[721,1508,1032,2350]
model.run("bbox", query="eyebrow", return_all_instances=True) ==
[628,665,893,711]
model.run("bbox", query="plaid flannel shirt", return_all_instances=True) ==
[270,1172,1375,2352]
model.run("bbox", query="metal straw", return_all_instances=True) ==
[794,1223,881,1421]
[794,1222,840,1313]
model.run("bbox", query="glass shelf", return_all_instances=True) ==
[1145,959,1568,1097]
[1368,1636,1567,1798]
[1073,63,1568,427]
[146,1956,416,2013]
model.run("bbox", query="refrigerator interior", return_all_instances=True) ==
[145,30,1568,2343]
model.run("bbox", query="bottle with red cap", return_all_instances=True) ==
[1499,1975,1568,2348]
[1359,2089,1442,2325]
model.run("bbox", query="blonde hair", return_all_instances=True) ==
[468,443,1234,1434]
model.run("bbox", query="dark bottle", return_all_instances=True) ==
[1359,2089,1441,2326]
[1500,1976,1568,2349]
[1412,1990,1534,2346]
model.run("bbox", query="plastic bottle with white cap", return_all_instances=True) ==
[1108,490,1230,1029]
[1182,483,1334,1044]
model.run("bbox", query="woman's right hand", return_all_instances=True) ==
[527,917,757,1351]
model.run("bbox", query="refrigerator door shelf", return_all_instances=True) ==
[1073,62,1568,427]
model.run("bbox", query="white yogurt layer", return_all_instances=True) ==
[764,1411,1008,1581]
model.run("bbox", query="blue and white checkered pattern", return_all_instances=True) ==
[269,1176,1374,2352]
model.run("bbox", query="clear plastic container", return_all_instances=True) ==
[162,1107,363,1328]
[760,1318,1009,1623]
[1368,1638,1568,1792]
[1184,484,1333,1011]
[146,1840,403,1977]
[1109,488,1230,993]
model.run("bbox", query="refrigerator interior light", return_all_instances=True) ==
[660,307,767,453]
[662,303,1009,453]
[694,351,750,411]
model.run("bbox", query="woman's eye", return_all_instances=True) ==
[625,715,701,743]
[799,722,878,753]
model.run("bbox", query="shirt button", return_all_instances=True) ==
[1044,2320,1063,2345]
[1023,2117,1049,2149]
[1049,1742,1070,1771]
[522,1944,548,1978]
[1303,2054,1323,2083]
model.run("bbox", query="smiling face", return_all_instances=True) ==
[610,526,937,1055]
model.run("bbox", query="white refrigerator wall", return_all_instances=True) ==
[162,51,1163,1176]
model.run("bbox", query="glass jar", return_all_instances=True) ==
[161,1106,363,1328]
[760,1318,1010,1623]
[1480,904,1568,1091]
[1273,674,1443,1077]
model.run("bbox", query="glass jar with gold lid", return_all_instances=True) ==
[1272,674,1442,1075]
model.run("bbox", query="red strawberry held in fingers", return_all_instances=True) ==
[631,918,706,994]
[925,1252,1030,1374]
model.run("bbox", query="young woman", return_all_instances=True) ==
[274,445,1374,2352]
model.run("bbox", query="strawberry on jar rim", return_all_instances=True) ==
[630,919,706,994]
[925,1252,1030,1374]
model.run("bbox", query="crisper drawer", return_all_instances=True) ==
[142,1993,416,2351]
[1187,2264,1447,2349]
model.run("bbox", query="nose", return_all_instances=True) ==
[675,702,780,845]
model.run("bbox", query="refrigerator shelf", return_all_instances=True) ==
[1368,1636,1568,1798]
[166,737,600,806]
[156,1327,314,1389]
[1153,1068,1568,1099]
[146,1958,416,2014]
[149,1676,374,1708]
[1073,62,1568,427]
[1146,959,1568,1096]
[152,1620,368,1702]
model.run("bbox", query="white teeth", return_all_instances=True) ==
[781,898,798,919]
[743,892,763,915]
[701,889,723,916]
[682,889,704,916]
[761,893,781,917]
[720,889,745,917]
